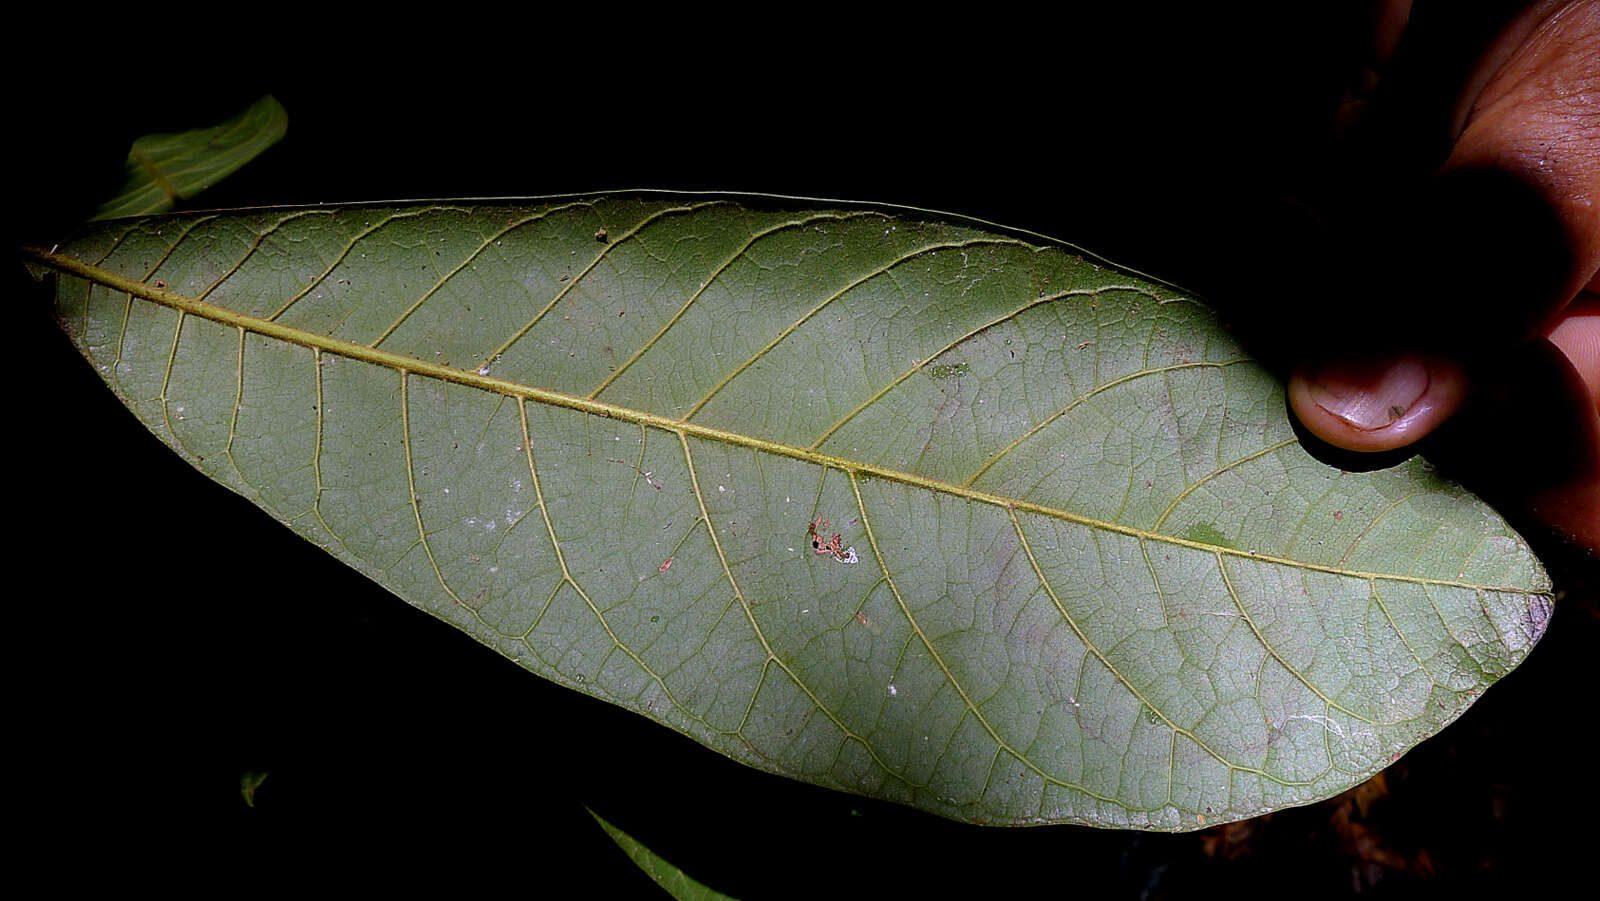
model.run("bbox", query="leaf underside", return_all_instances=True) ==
[32,194,1552,830]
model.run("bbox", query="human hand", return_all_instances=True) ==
[1285,0,1599,555]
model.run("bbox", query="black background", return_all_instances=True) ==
[19,4,1598,897]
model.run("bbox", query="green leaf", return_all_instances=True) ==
[28,195,1552,830]
[589,808,737,900]
[239,770,268,808]
[91,95,287,221]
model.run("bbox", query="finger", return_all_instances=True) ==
[1546,291,1600,406]
[1447,0,1600,307]
[1425,336,1600,555]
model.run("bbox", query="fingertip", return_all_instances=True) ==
[1289,354,1468,452]
[1545,293,1600,409]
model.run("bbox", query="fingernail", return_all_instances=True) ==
[1304,358,1431,431]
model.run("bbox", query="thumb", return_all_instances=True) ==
[1289,354,1468,453]
[1289,0,1599,455]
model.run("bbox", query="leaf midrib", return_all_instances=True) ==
[27,244,1541,596]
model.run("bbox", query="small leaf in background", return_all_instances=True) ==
[28,196,1552,830]
[589,808,737,901]
[239,770,268,808]
[91,95,287,221]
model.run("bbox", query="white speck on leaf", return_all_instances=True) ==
[1285,714,1345,737]
[887,684,898,696]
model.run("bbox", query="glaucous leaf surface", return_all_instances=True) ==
[28,195,1552,829]
[91,95,287,221]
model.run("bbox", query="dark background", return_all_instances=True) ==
[20,4,1597,896]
